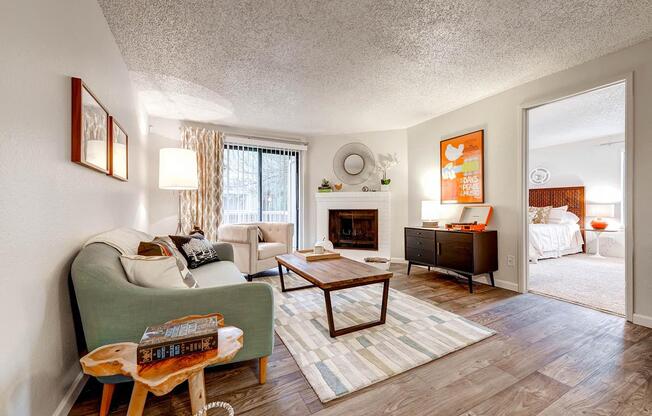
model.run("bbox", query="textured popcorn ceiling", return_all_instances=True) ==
[529,82,626,149]
[98,0,652,135]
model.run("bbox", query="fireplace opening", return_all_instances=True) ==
[328,209,378,250]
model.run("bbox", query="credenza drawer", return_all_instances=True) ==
[406,236,436,250]
[405,246,435,265]
[405,228,435,240]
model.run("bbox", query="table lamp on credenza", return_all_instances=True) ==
[586,203,615,230]
[159,148,198,234]
[421,201,439,228]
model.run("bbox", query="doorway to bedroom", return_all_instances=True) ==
[525,81,627,316]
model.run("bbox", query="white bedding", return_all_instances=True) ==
[529,223,584,262]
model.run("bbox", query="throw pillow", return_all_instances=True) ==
[169,233,221,269]
[257,227,264,242]
[153,236,189,268]
[138,241,198,288]
[120,255,191,289]
[547,205,568,224]
[528,206,552,224]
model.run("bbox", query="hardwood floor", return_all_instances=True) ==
[69,265,652,416]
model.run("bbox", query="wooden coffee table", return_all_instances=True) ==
[276,253,393,337]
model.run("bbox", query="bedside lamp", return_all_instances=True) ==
[159,148,198,234]
[421,201,439,228]
[586,203,615,230]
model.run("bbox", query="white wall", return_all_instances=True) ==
[530,137,625,221]
[407,38,652,317]
[304,130,409,259]
[0,1,148,415]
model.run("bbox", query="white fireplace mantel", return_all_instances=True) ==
[314,191,391,262]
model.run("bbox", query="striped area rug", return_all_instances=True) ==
[260,273,495,403]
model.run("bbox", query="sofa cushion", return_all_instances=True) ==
[191,261,247,287]
[258,242,287,260]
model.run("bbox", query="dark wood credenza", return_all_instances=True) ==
[404,227,498,293]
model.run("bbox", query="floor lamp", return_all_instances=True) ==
[159,148,198,234]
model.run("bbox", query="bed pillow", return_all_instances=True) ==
[547,205,569,224]
[528,206,552,224]
[120,255,191,289]
[169,233,220,269]
[561,211,580,224]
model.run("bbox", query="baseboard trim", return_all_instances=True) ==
[408,264,519,292]
[633,313,652,328]
[471,274,519,292]
[52,370,88,416]
[391,257,407,264]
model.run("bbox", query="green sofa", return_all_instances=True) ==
[71,240,274,413]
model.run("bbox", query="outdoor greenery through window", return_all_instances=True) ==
[222,141,299,247]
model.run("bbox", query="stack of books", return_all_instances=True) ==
[137,315,219,365]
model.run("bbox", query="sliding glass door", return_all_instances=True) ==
[222,142,299,247]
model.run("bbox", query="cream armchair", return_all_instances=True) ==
[217,222,294,280]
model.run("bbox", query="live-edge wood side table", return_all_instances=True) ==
[80,315,243,416]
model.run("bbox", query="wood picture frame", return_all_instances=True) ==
[71,77,110,173]
[440,129,484,204]
[108,116,128,181]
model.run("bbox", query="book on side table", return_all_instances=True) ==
[137,314,220,365]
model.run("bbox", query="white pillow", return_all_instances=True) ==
[546,206,568,224]
[120,255,189,289]
[561,211,580,224]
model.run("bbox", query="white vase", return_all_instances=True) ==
[380,184,391,192]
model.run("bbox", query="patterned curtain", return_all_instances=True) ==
[180,127,224,241]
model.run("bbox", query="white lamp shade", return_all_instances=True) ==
[421,200,439,220]
[586,203,615,218]
[159,148,198,190]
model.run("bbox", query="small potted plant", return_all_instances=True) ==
[318,178,332,192]
[376,153,398,191]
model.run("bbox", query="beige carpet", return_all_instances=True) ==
[260,272,494,403]
[529,254,625,315]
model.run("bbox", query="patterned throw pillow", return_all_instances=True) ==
[138,241,198,288]
[169,233,221,269]
[257,227,264,242]
[528,206,552,224]
[154,236,189,267]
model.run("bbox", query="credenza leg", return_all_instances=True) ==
[468,275,474,293]
[489,272,495,287]
[407,262,412,275]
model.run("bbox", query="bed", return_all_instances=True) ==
[529,186,585,262]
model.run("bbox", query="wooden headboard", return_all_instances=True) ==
[529,186,585,250]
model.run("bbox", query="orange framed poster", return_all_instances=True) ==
[440,129,484,204]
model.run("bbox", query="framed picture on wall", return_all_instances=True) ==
[440,129,484,204]
[109,116,128,181]
[71,77,109,173]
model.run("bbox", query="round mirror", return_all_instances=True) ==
[343,154,364,175]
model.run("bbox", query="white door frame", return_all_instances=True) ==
[517,73,634,322]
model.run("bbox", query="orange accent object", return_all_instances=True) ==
[447,223,487,232]
[591,219,608,230]
[440,130,484,204]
